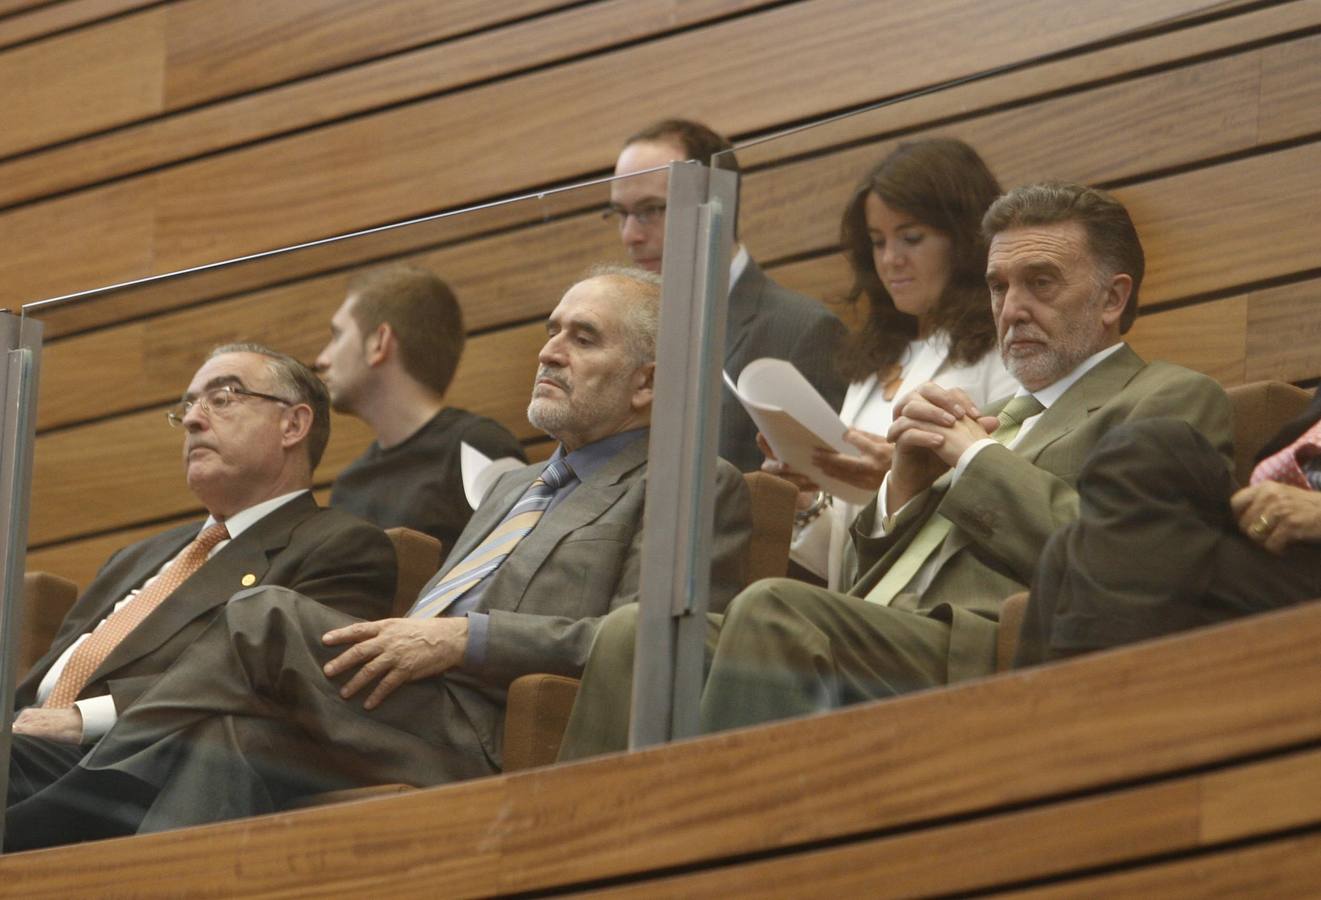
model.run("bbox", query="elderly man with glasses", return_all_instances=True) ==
[6,343,396,811]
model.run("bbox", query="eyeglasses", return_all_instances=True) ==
[601,202,666,228]
[166,385,292,428]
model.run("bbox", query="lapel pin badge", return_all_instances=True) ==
[241,574,257,587]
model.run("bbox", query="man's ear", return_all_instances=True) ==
[630,362,656,412]
[281,403,314,450]
[364,322,393,367]
[1099,273,1133,328]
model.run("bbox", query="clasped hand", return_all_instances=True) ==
[1230,480,1321,555]
[322,616,469,711]
[885,383,1000,510]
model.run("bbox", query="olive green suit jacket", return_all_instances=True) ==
[845,345,1233,682]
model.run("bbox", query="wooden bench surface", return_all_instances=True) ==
[2,600,1320,897]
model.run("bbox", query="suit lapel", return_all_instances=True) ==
[479,437,647,614]
[1010,344,1145,463]
[34,525,196,677]
[723,260,763,367]
[873,346,1147,577]
[89,493,319,682]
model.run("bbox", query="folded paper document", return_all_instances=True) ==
[724,359,874,505]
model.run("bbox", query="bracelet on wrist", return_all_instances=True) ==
[794,491,831,526]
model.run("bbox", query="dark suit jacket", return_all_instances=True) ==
[73,434,752,824]
[17,492,396,714]
[846,345,1234,682]
[720,259,848,472]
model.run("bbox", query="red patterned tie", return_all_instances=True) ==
[44,522,230,709]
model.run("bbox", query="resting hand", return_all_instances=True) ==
[323,617,469,710]
[1230,481,1321,555]
[811,429,893,493]
[13,707,83,744]
[757,432,821,493]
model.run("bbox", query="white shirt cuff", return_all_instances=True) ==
[952,438,998,485]
[74,695,117,740]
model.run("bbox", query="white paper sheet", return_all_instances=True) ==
[724,358,875,505]
[461,442,526,510]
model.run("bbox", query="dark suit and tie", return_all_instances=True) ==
[1,433,750,843]
[8,345,400,825]
[719,259,848,473]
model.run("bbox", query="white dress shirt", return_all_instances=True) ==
[35,489,308,739]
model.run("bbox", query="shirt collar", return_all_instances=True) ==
[728,244,749,288]
[203,489,308,539]
[1018,341,1126,409]
[553,428,649,483]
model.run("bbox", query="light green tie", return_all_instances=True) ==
[864,394,1046,606]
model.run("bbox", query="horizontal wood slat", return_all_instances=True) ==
[598,745,1321,898]
[0,9,165,158]
[1014,829,1321,898]
[161,0,566,109]
[0,0,158,50]
[15,3,1315,336]
[31,117,1321,434]
[0,0,778,211]
[4,600,1321,896]
[0,0,1223,307]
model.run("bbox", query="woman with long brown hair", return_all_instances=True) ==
[777,138,1016,588]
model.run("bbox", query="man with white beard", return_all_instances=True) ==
[6,266,752,848]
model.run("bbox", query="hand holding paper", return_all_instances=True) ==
[726,359,876,505]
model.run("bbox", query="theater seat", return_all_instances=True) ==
[1226,380,1312,484]
[501,471,799,772]
[384,526,443,617]
[18,571,80,675]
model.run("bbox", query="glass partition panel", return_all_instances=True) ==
[3,164,729,846]
[683,0,1314,764]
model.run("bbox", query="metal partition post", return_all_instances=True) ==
[0,313,42,851]
[629,161,738,749]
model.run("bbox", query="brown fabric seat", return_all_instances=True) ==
[19,571,80,675]
[1226,380,1313,485]
[501,471,798,772]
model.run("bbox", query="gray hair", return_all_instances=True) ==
[584,264,661,365]
[208,342,331,470]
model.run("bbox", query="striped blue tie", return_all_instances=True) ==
[407,459,573,619]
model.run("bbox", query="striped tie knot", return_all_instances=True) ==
[406,460,574,619]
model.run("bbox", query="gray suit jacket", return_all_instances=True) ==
[435,433,752,758]
[17,493,396,714]
[720,259,848,472]
[847,345,1233,682]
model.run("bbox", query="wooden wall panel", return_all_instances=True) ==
[1245,280,1321,384]
[0,0,778,210]
[1,9,165,158]
[1126,298,1249,386]
[0,0,1219,306]
[1,180,157,309]
[161,0,565,109]
[0,0,160,49]
[1259,30,1321,142]
[31,89,1321,434]
[1130,142,1321,303]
